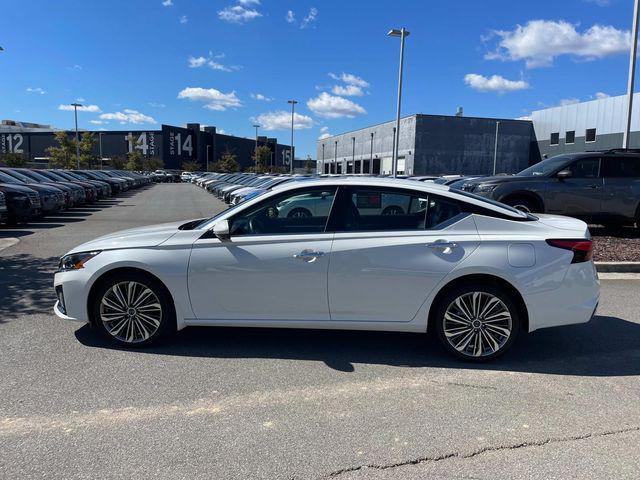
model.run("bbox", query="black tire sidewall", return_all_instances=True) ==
[288,208,312,218]
[91,272,174,347]
[434,283,521,361]
[504,198,535,213]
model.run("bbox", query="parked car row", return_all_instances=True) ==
[152,170,182,183]
[0,168,152,225]
[190,172,313,205]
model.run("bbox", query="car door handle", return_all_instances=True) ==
[293,250,325,262]
[427,240,458,252]
[588,184,601,189]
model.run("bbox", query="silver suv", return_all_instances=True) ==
[461,150,640,229]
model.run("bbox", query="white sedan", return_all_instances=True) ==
[53,177,600,361]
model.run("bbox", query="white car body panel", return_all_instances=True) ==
[54,177,600,338]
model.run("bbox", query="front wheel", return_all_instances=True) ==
[91,272,175,347]
[434,284,521,361]
[503,197,537,213]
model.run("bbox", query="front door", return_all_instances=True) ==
[327,187,480,322]
[545,157,603,216]
[188,186,337,321]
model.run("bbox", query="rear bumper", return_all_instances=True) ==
[525,261,600,332]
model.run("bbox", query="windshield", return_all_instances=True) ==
[0,171,22,184]
[1,169,35,183]
[19,169,49,182]
[516,156,571,177]
[41,170,68,181]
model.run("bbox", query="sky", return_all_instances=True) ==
[0,0,638,157]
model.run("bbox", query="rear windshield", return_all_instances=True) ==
[453,190,538,221]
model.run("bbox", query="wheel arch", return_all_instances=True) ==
[498,191,545,213]
[427,273,530,334]
[86,266,176,327]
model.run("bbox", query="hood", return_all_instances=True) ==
[0,183,39,194]
[67,219,196,254]
[18,183,62,193]
[464,175,530,185]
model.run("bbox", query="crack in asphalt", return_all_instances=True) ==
[324,425,640,478]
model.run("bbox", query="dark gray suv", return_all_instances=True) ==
[461,150,640,229]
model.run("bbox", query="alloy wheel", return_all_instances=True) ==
[99,281,163,344]
[443,292,512,358]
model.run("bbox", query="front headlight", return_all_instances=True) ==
[57,251,101,272]
[475,184,498,193]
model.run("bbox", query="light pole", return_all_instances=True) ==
[99,132,104,169]
[287,100,297,173]
[351,136,356,174]
[624,0,640,148]
[493,121,500,175]
[70,102,82,168]
[252,123,260,168]
[370,132,374,174]
[388,27,409,178]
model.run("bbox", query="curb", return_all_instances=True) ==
[0,237,19,252]
[595,261,640,273]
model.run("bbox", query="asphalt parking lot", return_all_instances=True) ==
[1,183,639,479]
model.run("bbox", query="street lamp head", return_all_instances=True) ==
[70,102,83,108]
[287,100,298,105]
[388,28,410,37]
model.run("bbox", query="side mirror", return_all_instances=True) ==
[557,170,572,180]
[213,219,230,240]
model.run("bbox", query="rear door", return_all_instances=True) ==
[548,157,603,217]
[601,155,640,220]
[326,186,480,322]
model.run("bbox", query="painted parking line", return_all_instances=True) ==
[0,237,19,252]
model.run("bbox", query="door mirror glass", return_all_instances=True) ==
[213,219,230,240]
[557,170,572,180]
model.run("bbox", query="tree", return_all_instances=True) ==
[78,132,97,168]
[215,148,240,172]
[181,160,201,172]
[252,145,272,173]
[143,157,164,172]
[47,131,77,169]
[110,155,128,170]
[125,149,143,171]
[305,156,314,174]
[0,152,27,167]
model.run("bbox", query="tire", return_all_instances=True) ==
[90,272,175,347]
[382,205,404,216]
[502,197,537,213]
[434,283,521,361]
[287,207,312,219]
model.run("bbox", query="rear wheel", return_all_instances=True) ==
[91,272,175,347]
[435,284,521,361]
[382,205,404,216]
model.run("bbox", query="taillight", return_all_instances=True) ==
[546,239,593,263]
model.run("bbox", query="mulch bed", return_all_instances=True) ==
[589,225,640,262]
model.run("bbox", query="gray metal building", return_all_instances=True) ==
[532,93,640,158]
[316,114,537,176]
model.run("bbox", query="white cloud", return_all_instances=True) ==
[318,126,331,139]
[180,15,188,24]
[177,87,242,111]
[251,93,273,101]
[218,5,262,23]
[286,10,295,23]
[584,0,611,6]
[217,128,227,134]
[251,110,314,131]
[208,60,239,72]
[238,0,260,4]
[300,7,318,29]
[595,91,610,99]
[307,92,366,119]
[331,84,364,97]
[162,0,173,6]
[485,20,630,68]
[188,56,207,68]
[58,104,102,113]
[559,98,580,106]
[516,115,532,121]
[26,87,46,95]
[148,102,166,108]
[99,109,157,124]
[89,120,106,125]
[75,97,86,102]
[464,73,529,93]
[329,72,369,88]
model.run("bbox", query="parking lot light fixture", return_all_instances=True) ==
[493,121,500,175]
[287,100,298,174]
[70,102,83,169]
[388,27,409,178]
[624,0,640,148]
[252,124,260,168]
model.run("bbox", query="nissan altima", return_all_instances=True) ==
[53,177,600,361]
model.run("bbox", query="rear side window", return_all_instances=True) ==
[601,156,640,178]
[329,187,464,232]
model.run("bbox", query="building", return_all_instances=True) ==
[0,121,292,171]
[532,93,640,158]
[316,114,538,176]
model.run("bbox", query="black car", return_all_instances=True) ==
[461,149,640,229]
[0,184,41,224]
[0,170,64,215]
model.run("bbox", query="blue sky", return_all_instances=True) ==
[0,0,637,157]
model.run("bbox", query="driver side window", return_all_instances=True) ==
[567,158,600,178]
[229,187,337,236]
